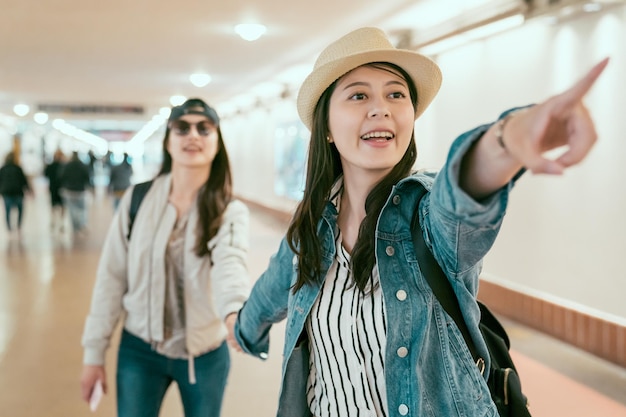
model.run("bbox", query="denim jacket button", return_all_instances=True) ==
[385,246,395,256]
[395,290,407,301]
[396,347,408,357]
[398,404,409,415]
[392,195,401,205]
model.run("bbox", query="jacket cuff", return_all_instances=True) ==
[234,313,270,360]
[83,347,106,366]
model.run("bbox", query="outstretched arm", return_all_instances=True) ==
[459,58,609,200]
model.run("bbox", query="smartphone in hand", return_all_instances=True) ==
[89,380,104,412]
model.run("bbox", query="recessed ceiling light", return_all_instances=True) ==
[13,104,30,117]
[583,3,602,12]
[190,73,212,87]
[34,112,49,124]
[170,95,186,106]
[234,23,267,41]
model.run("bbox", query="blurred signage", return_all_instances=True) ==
[37,103,144,115]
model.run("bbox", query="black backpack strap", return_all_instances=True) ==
[127,180,153,240]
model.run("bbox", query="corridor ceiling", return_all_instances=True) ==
[0,0,506,124]
[0,0,595,131]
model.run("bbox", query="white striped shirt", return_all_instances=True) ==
[306,232,388,417]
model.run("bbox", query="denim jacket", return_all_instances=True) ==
[236,122,517,417]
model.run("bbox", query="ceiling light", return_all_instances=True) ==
[170,95,186,106]
[127,113,167,149]
[13,104,30,117]
[190,73,212,87]
[583,3,602,12]
[52,119,109,153]
[34,112,49,124]
[234,24,267,41]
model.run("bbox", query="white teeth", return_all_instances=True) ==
[361,131,394,140]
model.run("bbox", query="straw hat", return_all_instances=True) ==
[296,27,442,130]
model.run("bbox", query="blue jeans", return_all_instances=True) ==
[2,195,23,230]
[116,330,230,417]
[61,190,88,231]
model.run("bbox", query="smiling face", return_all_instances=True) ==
[328,64,415,181]
[166,113,219,171]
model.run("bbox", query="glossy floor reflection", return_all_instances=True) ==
[0,180,624,417]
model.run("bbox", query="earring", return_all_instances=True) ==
[326,136,333,143]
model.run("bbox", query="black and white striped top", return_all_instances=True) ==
[305,231,388,417]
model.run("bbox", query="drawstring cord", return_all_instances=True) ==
[188,354,196,384]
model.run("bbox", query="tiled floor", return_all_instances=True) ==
[0,181,624,417]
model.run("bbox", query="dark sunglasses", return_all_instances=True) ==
[169,120,215,136]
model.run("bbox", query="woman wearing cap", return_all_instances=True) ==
[80,98,250,417]
[226,27,608,417]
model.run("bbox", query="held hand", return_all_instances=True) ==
[503,57,609,175]
[225,312,243,353]
[80,364,107,403]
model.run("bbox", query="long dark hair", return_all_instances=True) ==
[158,110,233,257]
[287,62,418,293]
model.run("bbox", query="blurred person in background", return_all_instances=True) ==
[44,149,67,231]
[108,152,133,210]
[0,151,31,238]
[80,98,250,417]
[59,151,92,236]
[87,149,97,187]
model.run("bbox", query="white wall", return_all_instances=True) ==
[222,99,301,214]
[423,6,626,322]
[223,5,626,321]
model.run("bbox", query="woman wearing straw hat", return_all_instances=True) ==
[226,27,608,417]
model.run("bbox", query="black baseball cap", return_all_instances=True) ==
[168,98,220,125]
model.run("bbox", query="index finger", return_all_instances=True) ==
[560,57,610,104]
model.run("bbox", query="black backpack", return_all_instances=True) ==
[126,180,153,240]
